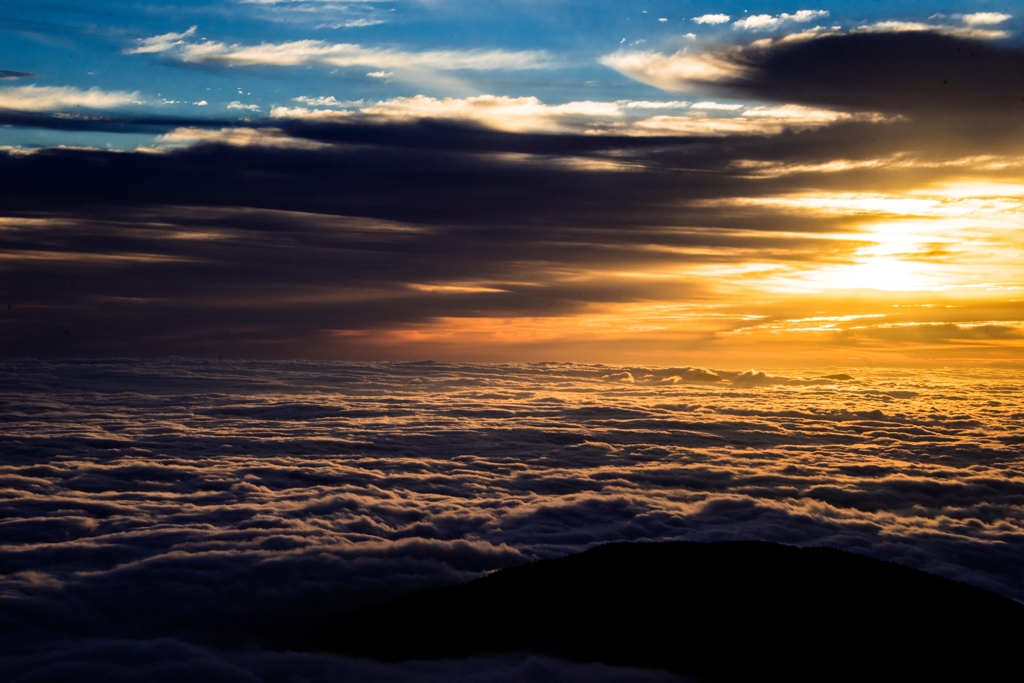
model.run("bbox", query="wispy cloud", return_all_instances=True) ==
[0,85,142,111]
[323,19,386,29]
[236,0,391,29]
[127,28,554,72]
[0,70,37,80]
[238,0,387,4]
[274,95,620,133]
[599,50,748,90]
[852,20,1010,40]
[629,105,876,137]
[129,26,199,54]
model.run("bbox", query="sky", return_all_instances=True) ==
[2,1,1024,365]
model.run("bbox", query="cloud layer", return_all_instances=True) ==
[1,360,1022,675]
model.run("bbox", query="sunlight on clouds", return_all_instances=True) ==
[705,183,1024,295]
[409,283,509,294]
[599,50,748,90]
[345,303,735,347]
[730,155,1024,178]
[852,21,1009,40]
[794,254,939,292]
[960,12,1012,26]
[269,105,353,120]
[151,127,331,150]
[629,105,875,136]
[358,95,621,132]
[270,95,870,137]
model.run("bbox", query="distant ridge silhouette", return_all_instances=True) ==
[319,541,1022,682]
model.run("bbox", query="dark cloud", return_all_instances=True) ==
[0,110,236,134]
[0,70,37,80]
[0,111,1012,359]
[4,641,684,683]
[0,135,825,357]
[726,32,1024,119]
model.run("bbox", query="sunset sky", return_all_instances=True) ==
[2,1,1023,365]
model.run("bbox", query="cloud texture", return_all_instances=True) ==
[1,360,1022,677]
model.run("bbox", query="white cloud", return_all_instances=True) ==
[599,50,749,91]
[228,101,261,111]
[734,10,828,31]
[691,101,744,111]
[293,95,362,107]
[853,20,1009,40]
[269,106,352,121]
[960,12,1012,26]
[692,14,731,25]
[128,26,198,54]
[0,85,142,111]
[366,70,393,78]
[127,29,553,72]
[617,100,690,109]
[659,18,668,23]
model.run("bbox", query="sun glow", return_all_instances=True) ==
[726,182,1024,295]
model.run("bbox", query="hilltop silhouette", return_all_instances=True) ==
[317,541,1022,682]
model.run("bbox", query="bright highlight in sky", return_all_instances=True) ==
[1,1,1023,365]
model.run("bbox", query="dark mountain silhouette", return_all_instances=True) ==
[314,541,1023,682]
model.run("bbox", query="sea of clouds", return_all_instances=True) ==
[2,359,1022,681]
